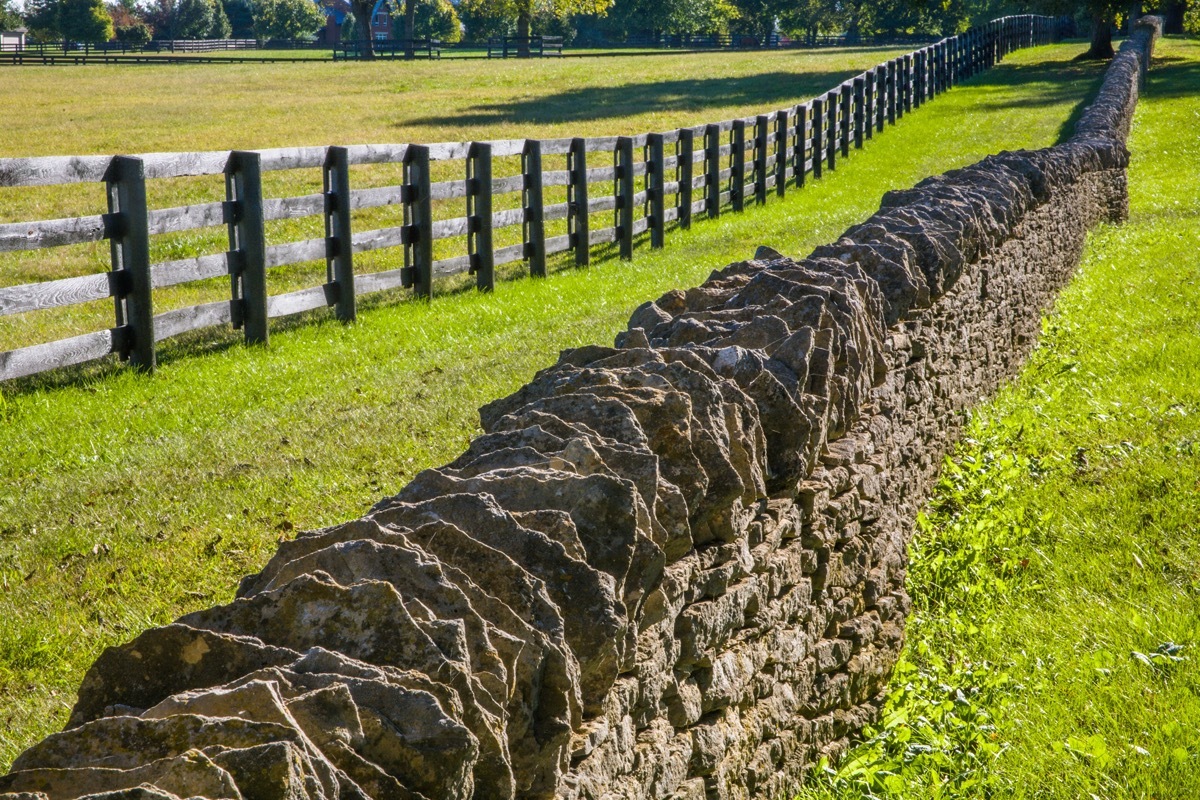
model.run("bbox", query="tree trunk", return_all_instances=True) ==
[517,9,531,58]
[1164,0,1184,35]
[404,0,415,59]
[352,0,374,58]
[1084,11,1115,59]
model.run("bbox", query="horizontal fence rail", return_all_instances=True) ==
[0,16,1055,383]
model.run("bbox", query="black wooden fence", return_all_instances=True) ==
[0,15,1055,382]
[487,36,564,58]
[333,38,442,60]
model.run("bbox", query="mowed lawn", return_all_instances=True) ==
[0,43,1107,767]
[800,36,1200,799]
[0,47,922,157]
[0,44,909,353]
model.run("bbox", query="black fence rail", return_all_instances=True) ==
[0,16,1055,382]
[333,38,441,60]
[487,36,564,58]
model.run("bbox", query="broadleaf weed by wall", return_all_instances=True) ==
[798,430,1043,799]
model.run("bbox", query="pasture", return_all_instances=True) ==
[0,41,1110,768]
[0,45,923,354]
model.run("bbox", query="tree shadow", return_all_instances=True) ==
[1142,52,1200,99]
[405,68,889,129]
[954,54,1109,144]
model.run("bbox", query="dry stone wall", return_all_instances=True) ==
[1,18,1160,800]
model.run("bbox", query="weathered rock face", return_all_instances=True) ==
[1,18,1160,800]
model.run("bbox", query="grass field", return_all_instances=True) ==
[0,42,1110,768]
[0,43,918,355]
[799,35,1200,800]
[0,46,920,158]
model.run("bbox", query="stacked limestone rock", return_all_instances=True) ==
[1,17,1159,800]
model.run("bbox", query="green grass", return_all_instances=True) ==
[0,43,909,354]
[0,42,1106,768]
[799,35,1200,800]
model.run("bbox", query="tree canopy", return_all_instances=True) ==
[59,0,115,40]
[253,0,326,39]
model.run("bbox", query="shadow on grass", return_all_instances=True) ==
[1143,51,1200,98]
[953,54,1109,144]
[406,69,881,128]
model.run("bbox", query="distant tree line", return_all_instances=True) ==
[12,0,326,43]
[2,0,1192,54]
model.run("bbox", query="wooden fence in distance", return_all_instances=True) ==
[0,15,1055,383]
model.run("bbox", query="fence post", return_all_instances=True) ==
[933,47,940,100]
[811,98,823,179]
[902,55,912,116]
[926,46,934,98]
[839,84,851,157]
[646,133,666,248]
[853,77,865,150]
[887,60,897,125]
[914,51,924,109]
[678,128,694,229]
[774,110,788,196]
[467,141,495,289]
[704,123,720,218]
[105,156,155,371]
[567,137,589,266]
[931,45,940,97]
[754,115,769,205]
[402,144,433,299]
[522,139,546,277]
[323,146,355,323]
[826,91,837,170]
[730,119,746,212]
[224,151,267,345]
[794,104,808,188]
[615,136,634,260]
[864,72,874,140]
[876,69,886,132]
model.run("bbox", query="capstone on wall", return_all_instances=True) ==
[0,17,1160,800]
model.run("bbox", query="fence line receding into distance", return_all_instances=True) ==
[0,15,1055,383]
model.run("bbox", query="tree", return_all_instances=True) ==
[400,0,461,42]
[777,0,843,44]
[459,0,512,40]
[346,0,375,56]
[1011,0,1122,59]
[25,0,62,40]
[59,0,115,41]
[172,0,214,36]
[1187,0,1200,33]
[468,0,611,54]
[1,0,23,29]
[597,0,734,39]
[253,0,324,39]
[222,0,255,36]
[115,19,153,43]
[209,0,231,36]
[730,0,781,38]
